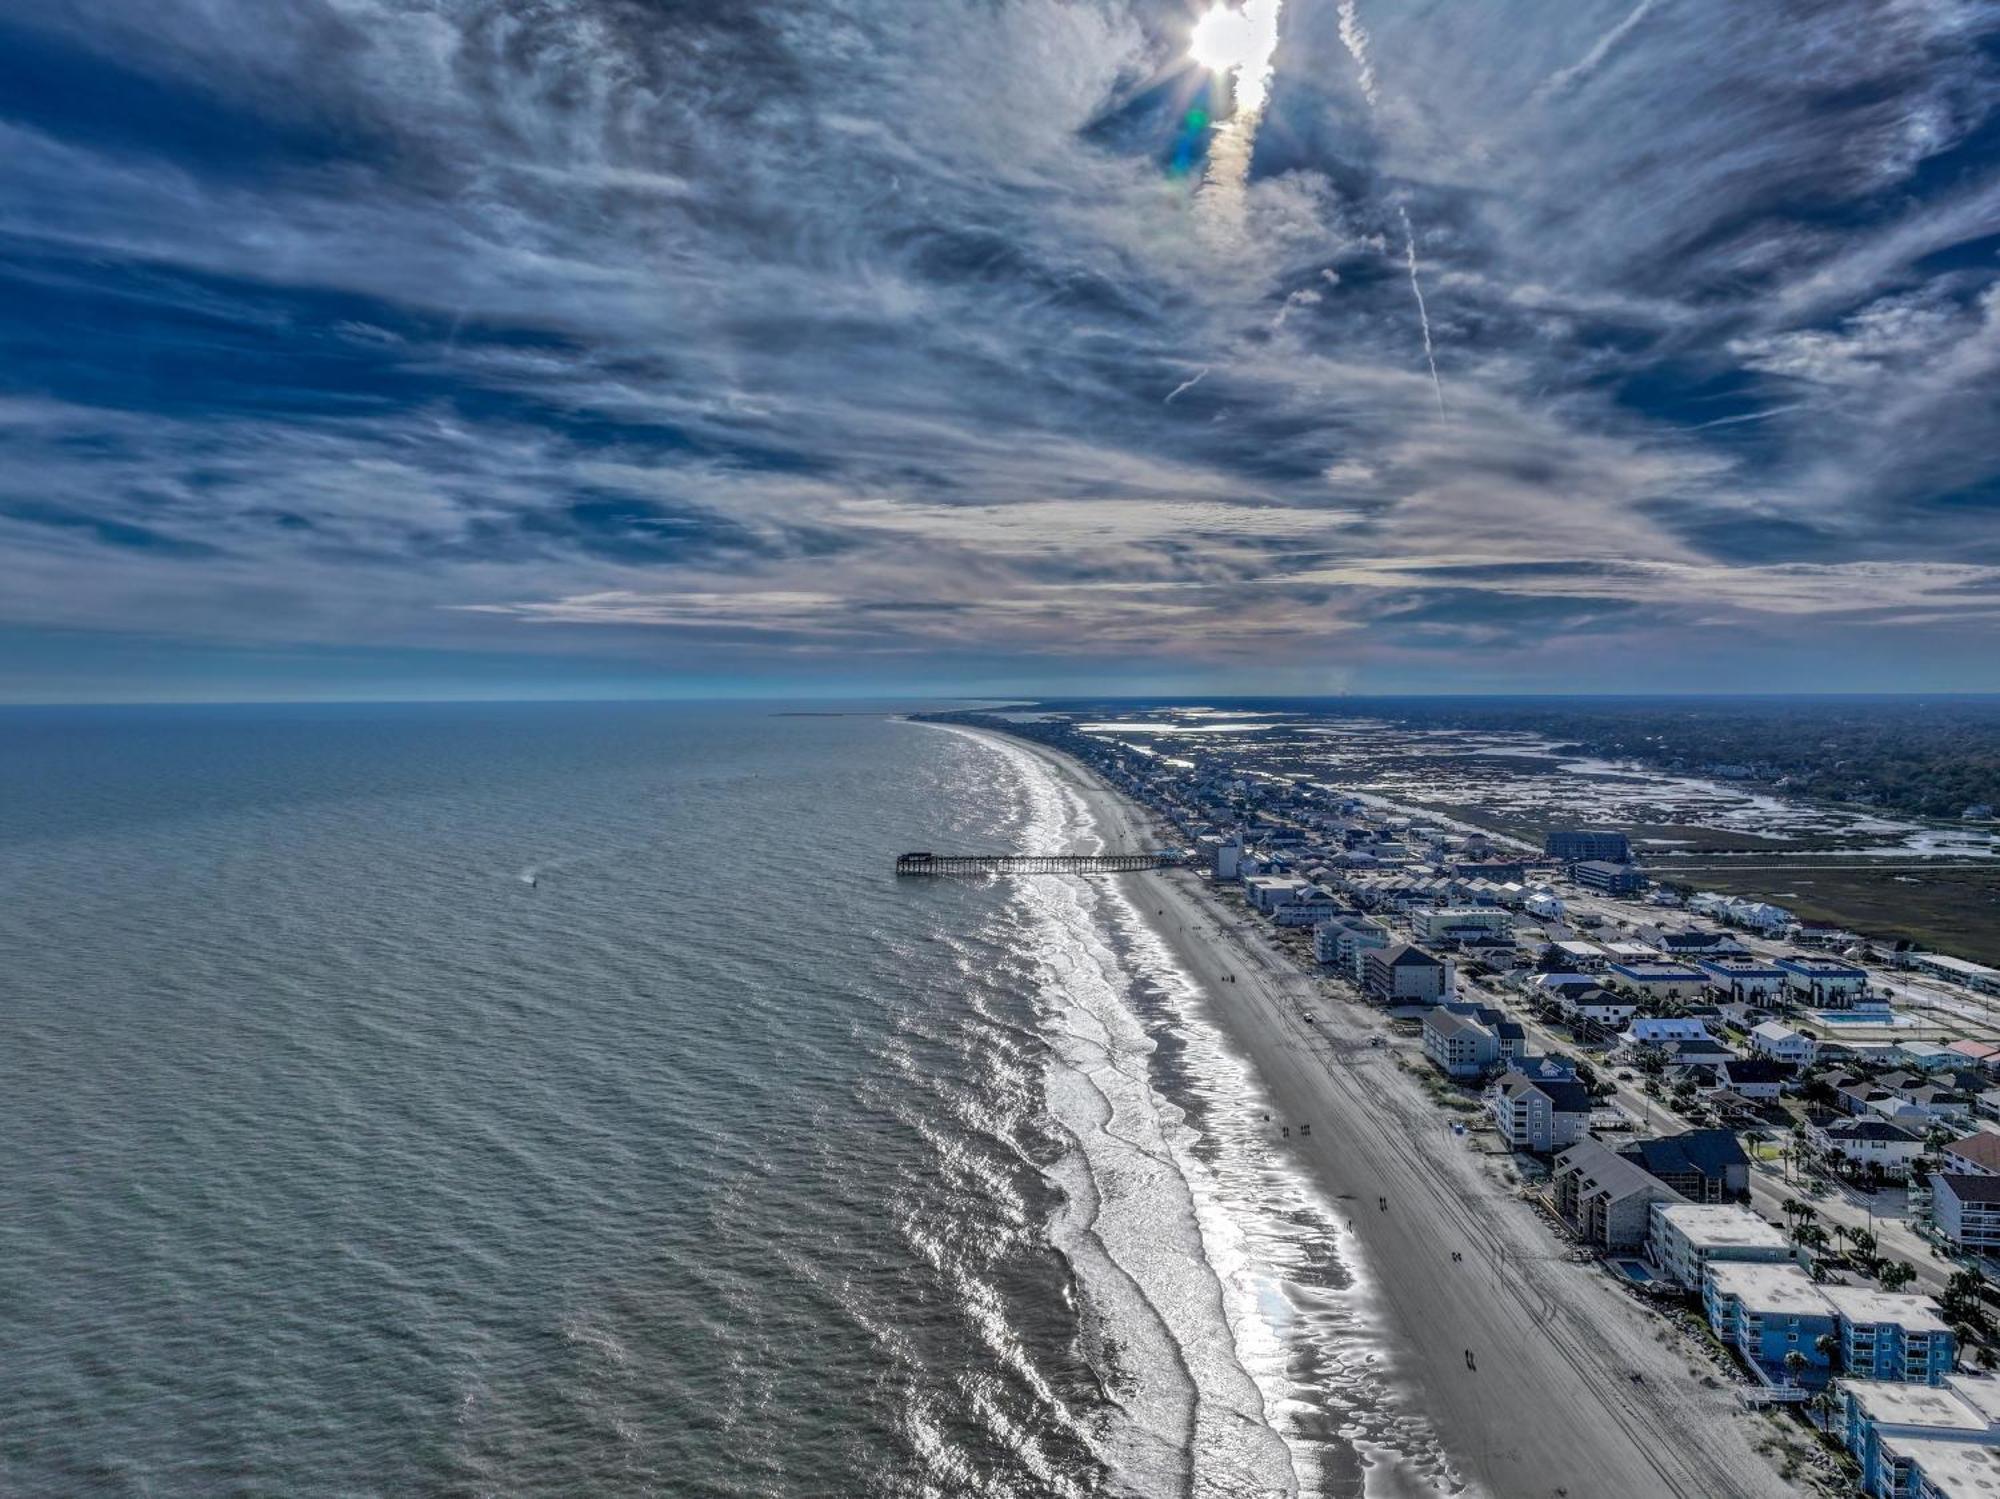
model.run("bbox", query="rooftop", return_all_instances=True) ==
[1947,1131,2000,1171]
[1821,1284,1952,1335]
[1879,1437,2000,1494]
[1654,1203,1791,1251]
[1705,1260,1829,1317]
[1847,1378,1992,1432]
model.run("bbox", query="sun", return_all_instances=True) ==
[1188,0,1281,112]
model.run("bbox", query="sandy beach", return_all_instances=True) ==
[984,728,1803,1499]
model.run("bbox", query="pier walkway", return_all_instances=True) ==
[895,851,1183,877]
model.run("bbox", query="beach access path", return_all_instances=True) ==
[990,730,1806,1499]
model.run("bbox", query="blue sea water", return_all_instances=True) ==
[0,703,1450,1498]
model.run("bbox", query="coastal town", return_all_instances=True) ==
[947,707,2000,1499]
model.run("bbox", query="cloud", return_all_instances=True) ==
[0,0,1996,693]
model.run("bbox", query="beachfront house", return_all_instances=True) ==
[1841,1376,2000,1499]
[1552,1140,1686,1249]
[1749,1021,1816,1065]
[1646,1202,1797,1289]
[1777,955,1871,1007]
[1423,1008,1499,1080]
[1363,943,1450,1005]
[1931,1174,2000,1253]
[1488,1071,1592,1153]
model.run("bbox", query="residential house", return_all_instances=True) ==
[1942,1131,2000,1178]
[1488,1071,1593,1153]
[1648,1202,1797,1289]
[1749,1021,1817,1066]
[1945,1040,2000,1076]
[1841,1376,2000,1499]
[1362,944,1451,1005]
[1557,986,1640,1031]
[1619,1130,1751,1202]
[1716,1057,1793,1102]
[1931,1174,2000,1253]
[1810,1119,1926,1180]
[1551,1139,1686,1249]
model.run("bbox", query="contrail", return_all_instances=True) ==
[1399,206,1445,415]
[1165,366,1210,403]
[1336,0,1379,106]
[1337,0,1446,416]
[1538,0,1660,100]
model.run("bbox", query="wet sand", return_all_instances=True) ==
[986,729,1799,1499]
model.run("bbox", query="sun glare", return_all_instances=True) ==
[1188,0,1281,112]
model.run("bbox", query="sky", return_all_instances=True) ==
[3,0,2000,701]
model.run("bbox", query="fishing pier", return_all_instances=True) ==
[894,851,1185,877]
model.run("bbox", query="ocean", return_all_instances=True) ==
[0,703,1447,1498]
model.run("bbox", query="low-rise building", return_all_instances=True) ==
[1488,1071,1593,1153]
[1778,955,1871,1007]
[1412,906,1515,945]
[1552,1139,1686,1248]
[1423,1007,1499,1079]
[1575,859,1648,895]
[1620,1130,1750,1202]
[1657,928,1749,959]
[1823,1286,1959,1386]
[1703,1261,1838,1388]
[1648,1202,1797,1289]
[1546,829,1631,863]
[1841,1375,2000,1499]
[1931,1174,2000,1253]
[1699,955,1789,1004]
[1362,943,1451,1005]
[1606,959,1710,1001]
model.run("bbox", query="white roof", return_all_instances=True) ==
[1751,1021,1803,1041]
[1705,1261,1828,1316]
[1820,1285,1952,1335]
[1848,1379,1991,1432]
[1655,1204,1792,1252]
[1880,1437,2000,1494]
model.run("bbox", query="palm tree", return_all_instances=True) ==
[1815,1331,1842,1374]
[1879,1261,1918,1293]
[1783,1349,1809,1387]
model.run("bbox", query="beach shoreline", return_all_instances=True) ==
[958,723,1804,1499]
